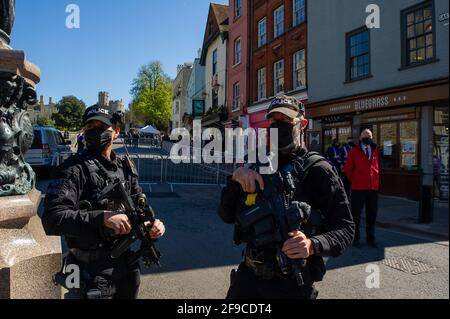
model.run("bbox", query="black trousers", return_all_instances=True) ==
[65,251,141,299]
[351,190,378,242]
[226,263,318,300]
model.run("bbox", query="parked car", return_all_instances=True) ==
[25,126,73,170]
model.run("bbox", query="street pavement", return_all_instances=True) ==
[375,196,449,240]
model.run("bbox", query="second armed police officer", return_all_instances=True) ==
[42,105,166,299]
[218,95,355,299]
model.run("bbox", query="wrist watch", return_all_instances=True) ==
[311,238,322,256]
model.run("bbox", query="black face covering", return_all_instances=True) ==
[361,138,372,146]
[85,127,113,153]
[270,121,300,157]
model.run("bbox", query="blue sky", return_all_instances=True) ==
[11,0,228,108]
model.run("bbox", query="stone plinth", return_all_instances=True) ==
[0,48,40,86]
[0,189,62,299]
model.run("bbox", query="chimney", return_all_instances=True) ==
[39,95,44,105]
[49,97,53,105]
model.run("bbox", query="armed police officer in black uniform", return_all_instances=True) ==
[218,95,355,299]
[42,105,165,299]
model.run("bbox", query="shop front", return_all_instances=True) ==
[360,107,421,200]
[320,115,354,153]
[307,78,449,200]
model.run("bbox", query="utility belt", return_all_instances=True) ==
[244,246,326,283]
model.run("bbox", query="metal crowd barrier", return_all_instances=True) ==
[127,141,238,186]
[122,138,162,149]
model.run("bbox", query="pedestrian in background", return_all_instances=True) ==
[344,129,380,248]
[325,139,342,174]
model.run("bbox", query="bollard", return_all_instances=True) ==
[418,170,434,224]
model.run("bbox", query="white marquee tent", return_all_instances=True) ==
[139,125,160,135]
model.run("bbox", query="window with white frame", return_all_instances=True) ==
[233,82,241,111]
[258,18,267,47]
[274,59,284,95]
[257,67,266,101]
[235,0,242,18]
[293,0,305,27]
[293,49,306,89]
[234,38,241,65]
[274,6,284,38]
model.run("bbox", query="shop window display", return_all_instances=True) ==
[400,121,419,170]
[380,123,398,169]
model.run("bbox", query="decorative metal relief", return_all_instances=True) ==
[0,72,36,196]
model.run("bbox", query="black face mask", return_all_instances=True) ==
[361,138,372,146]
[270,121,300,156]
[85,127,113,152]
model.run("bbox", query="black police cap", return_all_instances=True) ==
[83,105,113,126]
[266,95,305,120]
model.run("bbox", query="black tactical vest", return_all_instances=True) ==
[77,151,133,212]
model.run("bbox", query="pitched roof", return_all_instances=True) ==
[200,3,229,65]
[211,3,229,33]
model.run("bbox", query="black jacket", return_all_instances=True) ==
[218,148,355,258]
[42,150,142,250]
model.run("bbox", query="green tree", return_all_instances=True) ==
[130,61,172,131]
[35,115,54,127]
[52,96,86,131]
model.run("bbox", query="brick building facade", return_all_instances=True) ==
[226,0,250,128]
[248,0,308,128]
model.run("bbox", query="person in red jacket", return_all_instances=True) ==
[344,129,380,248]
